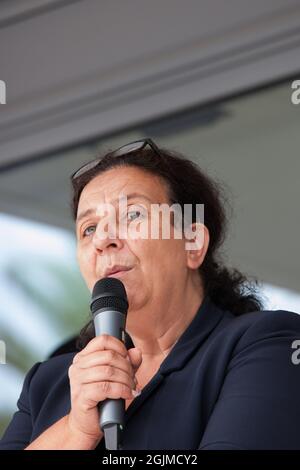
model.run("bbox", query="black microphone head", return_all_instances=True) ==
[90,277,128,317]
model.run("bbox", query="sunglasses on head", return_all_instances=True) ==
[71,138,162,181]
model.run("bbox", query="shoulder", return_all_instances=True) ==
[199,308,300,449]
[224,308,300,352]
[207,307,300,380]
[204,305,300,367]
[39,350,76,370]
[28,352,76,396]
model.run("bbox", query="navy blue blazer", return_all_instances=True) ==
[1,296,300,450]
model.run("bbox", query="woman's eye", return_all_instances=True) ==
[82,225,96,237]
[127,210,143,222]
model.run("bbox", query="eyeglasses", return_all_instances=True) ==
[71,138,163,181]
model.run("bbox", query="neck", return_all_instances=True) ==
[126,274,204,361]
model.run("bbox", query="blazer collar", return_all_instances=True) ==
[158,295,225,375]
[124,295,226,422]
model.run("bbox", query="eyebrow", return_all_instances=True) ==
[76,192,154,225]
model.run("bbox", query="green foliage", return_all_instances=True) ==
[0,255,91,438]
[0,414,11,438]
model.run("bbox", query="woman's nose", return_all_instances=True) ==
[92,223,123,252]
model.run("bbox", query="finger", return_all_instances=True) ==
[73,335,128,361]
[127,348,143,371]
[82,381,135,402]
[78,365,136,390]
[74,350,134,376]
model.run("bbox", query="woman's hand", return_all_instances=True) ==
[67,334,142,444]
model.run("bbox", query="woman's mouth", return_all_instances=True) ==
[105,265,133,278]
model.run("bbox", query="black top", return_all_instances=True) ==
[1,296,300,450]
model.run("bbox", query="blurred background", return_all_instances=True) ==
[0,0,300,437]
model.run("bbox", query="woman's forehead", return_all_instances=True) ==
[78,167,169,208]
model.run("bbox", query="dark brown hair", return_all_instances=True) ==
[71,145,263,349]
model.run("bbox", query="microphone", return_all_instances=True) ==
[90,277,128,450]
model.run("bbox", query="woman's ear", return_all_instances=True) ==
[185,223,210,269]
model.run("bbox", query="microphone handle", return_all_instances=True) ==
[93,309,126,450]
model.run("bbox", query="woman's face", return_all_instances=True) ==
[76,166,204,311]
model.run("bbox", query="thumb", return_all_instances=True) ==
[127,347,142,372]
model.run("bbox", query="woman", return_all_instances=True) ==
[1,139,300,450]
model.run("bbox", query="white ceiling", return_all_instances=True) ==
[0,79,299,294]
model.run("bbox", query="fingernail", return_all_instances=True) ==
[132,389,141,397]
